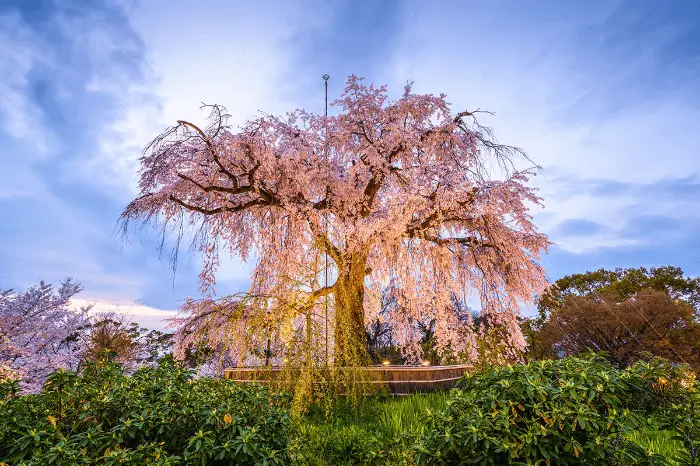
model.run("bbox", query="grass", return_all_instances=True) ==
[628,427,685,463]
[374,392,450,438]
[290,393,447,465]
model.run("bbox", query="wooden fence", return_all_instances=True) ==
[223,364,472,394]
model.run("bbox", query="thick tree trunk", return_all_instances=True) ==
[333,251,370,367]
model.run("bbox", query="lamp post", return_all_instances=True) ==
[322,73,330,365]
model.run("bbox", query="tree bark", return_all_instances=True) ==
[333,251,370,367]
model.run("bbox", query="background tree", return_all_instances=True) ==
[83,313,174,366]
[84,312,139,364]
[528,266,700,368]
[0,279,90,391]
[131,324,174,365]
[537,291,700,369]
[537,266,700,318]
[122,76,550,370]
[365,318,401,364]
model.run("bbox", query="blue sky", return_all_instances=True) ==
[1,0,699,330]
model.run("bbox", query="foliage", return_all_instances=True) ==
[658,390,700,465]
[290,393,448,465]
[528,266,700,369]
[534,291,700,369]
[121,75,550,388]
[2,355,695,465]
[470,312,528,369]
[291,423,383,466]
[84,313,174,367]
[414,354,675,465]
[638,355,700,465]
[0,278,90,392]
[0,357,290,465]
[537,266,700,317]
[84,313,140,364]
[290,365,694,465]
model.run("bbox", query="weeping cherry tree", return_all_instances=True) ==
[121,76,550,375]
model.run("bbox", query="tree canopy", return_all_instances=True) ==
[122,76,550,368]
[0,279,90,391]
[537,266,700,317]
[529,266,700,368]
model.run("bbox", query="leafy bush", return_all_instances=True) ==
[637,357,700,466]
[2,353,695,465]
[0,356,290,465]
[657,390,700,466]
[413,354,671,465]
[286,356,699,465]
[633,353,697,406]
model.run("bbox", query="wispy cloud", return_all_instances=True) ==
[0,12,54,154]
[0,0,194,316]
[70,298,178,332]
[382,0,700,257]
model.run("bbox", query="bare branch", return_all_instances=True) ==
[420,235,497,249]
[176,173,247,195]
[169,195,269,215]
[177,118,241,185]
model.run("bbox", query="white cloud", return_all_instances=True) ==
[70,298,177,331]
[0,12,61,201]
[549,233,644,255]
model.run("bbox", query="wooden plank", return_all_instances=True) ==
[223,364,472,394]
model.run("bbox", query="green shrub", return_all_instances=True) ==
[626,355,699,465]
[654,375,700,466]
[0,356,291,465]
[413,354,670,465]
[3,354,695,465]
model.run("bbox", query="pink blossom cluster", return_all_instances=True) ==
[124,76,551,366]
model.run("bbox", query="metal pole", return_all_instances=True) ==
[322,73,330,364]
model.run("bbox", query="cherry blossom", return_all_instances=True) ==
[0,278,90,391]
[122,76,551,367]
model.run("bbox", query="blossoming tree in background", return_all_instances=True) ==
[0,278,90,391]
[121,76,550,372]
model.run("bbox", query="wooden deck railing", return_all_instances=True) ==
[223,364,472,394]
